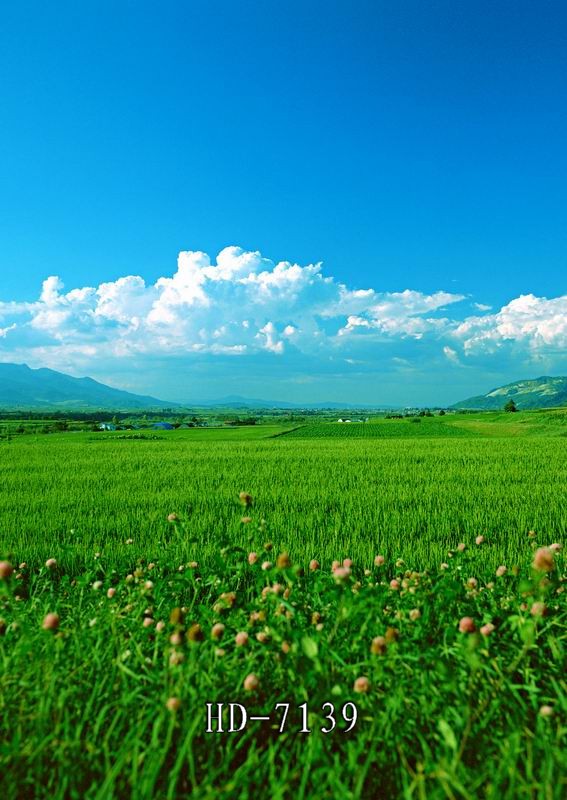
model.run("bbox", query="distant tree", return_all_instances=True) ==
[438,409,446,416]
[504,399,517,413]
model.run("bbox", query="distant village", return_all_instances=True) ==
[97,417,250,432]
[0,406,460,439]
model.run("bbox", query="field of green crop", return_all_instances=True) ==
[1,417,566,570]
[281,419,474,438]
[0,414,565,798]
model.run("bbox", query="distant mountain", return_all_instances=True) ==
[0,363,178,411]
[188,395,395,410]
[195,395,298,409]
[452,376,567,410]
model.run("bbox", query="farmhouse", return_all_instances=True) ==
[152,422,175,430]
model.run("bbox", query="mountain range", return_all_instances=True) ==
[0,364,393,411]
[2,363,567,412]
[452,376,567,410]
[192,395,387,410]
[0,363,177,411]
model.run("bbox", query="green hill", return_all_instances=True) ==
[0,363,178,411]
[452,376,567,410]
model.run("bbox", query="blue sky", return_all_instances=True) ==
[1,1,566,405]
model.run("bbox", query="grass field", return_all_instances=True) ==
[280,419,474,438]
[0,412,565,798]
[1,415,566,570]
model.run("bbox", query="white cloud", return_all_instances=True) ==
[1,246,565,383]
[40,276,65,304]
[0,323,16,338]
[443,346,461,365]
[336,289,465,340]
[96,275,150,324]
[256,321,284,354]
[454,293,567,355]
[0,246,467,366]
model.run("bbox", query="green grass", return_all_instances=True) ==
[0,538,565,799]
[1,424,566,571]
[283,409,567,439]
[282,419,474,438]
[0,414,565,798]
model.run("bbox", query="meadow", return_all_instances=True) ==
[0,412,565,798]
[0,414,566,570]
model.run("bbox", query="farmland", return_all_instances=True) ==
[280,419,474,438]
[0,413,566,570]
[0,412,565,798]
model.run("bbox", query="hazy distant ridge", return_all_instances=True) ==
[188,395,391,410]
[0,364,398,411]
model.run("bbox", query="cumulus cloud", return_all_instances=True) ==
[453,294,567,355]
[0,246,565,385]
[0,246,467,365]
[336,289,467,342]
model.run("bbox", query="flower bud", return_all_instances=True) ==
[0,561,13,580]
[533,547,554,572]
[353,676,370,693]
[458,617,475,634]
[244,673,259,692]
[42,612,60,631]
